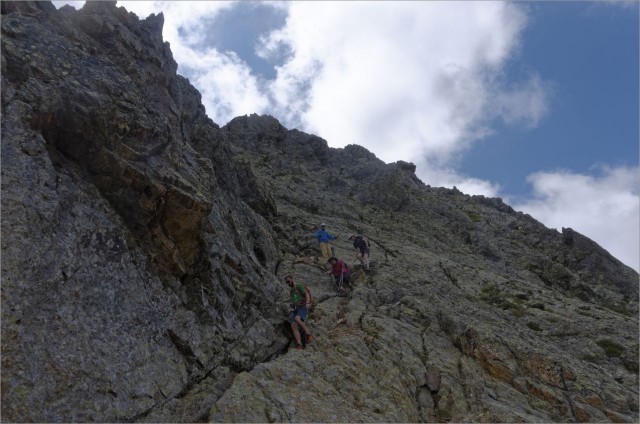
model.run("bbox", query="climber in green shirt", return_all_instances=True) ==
[285,275,314,350]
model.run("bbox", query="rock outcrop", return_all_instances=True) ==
[2,2,638,423]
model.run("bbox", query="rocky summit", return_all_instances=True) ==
[1,2,638,423]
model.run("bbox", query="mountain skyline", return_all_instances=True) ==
[54,1,640,272]
[3,2,638,421]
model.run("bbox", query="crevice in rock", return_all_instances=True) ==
[414,386,427,422]
[166,329,204,371]
[563,393,578,423]
[560,368,578,422]
[368,237,399,258]
[430,387,442,422]
[439,261,462,290]
[262,342,292,364]
[124,406,155,423]
[193,410,210,423]
[419,330,430,369]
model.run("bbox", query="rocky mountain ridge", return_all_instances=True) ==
[1,2,638,422]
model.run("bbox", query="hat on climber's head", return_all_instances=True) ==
[320,223,326,227]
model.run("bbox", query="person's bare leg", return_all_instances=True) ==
[295,316,311,336]
[291,322,302,346]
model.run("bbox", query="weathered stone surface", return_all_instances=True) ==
[217,109,639,422]
[2,2,285,422]
[1,2,638,423]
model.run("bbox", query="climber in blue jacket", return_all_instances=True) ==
[314,223,336,259]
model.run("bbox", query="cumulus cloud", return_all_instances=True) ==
[513,166,640,272]
[58,1,550,173]
[260,1,551,167]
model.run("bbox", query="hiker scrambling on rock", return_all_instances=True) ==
[285,275,314,350]
[349,234,370,270]
[326,257,350,291]
[314,223,337,259]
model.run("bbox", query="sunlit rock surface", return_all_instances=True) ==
[2,2,638,422]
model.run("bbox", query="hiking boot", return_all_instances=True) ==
[306,335,315,344]
[295,344,304,350]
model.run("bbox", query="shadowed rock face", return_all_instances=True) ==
[1,2,638,423]
[2,2,284,422]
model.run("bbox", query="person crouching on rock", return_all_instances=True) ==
[326,257,351,291]
[285,275,314,350]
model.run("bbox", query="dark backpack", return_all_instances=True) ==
[353,235,368,249]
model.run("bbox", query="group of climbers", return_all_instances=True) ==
[284,223,371,350]
[314,223,370,270]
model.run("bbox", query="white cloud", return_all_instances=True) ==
[57,1,549,173]
[415,161,502,198]
[513,166,640,272]
[490,73,552,128]
[260,1,550,166]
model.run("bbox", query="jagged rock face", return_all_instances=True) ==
[1,2,638,423]
[2,2,285,422]
[217,115,639,423]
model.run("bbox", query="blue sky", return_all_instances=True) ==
[55,1,639,272]
[461,2,638,197]
[187,2,287,80]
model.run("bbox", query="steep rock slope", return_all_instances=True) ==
[213,115,638,423]
[1,2,638,423]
